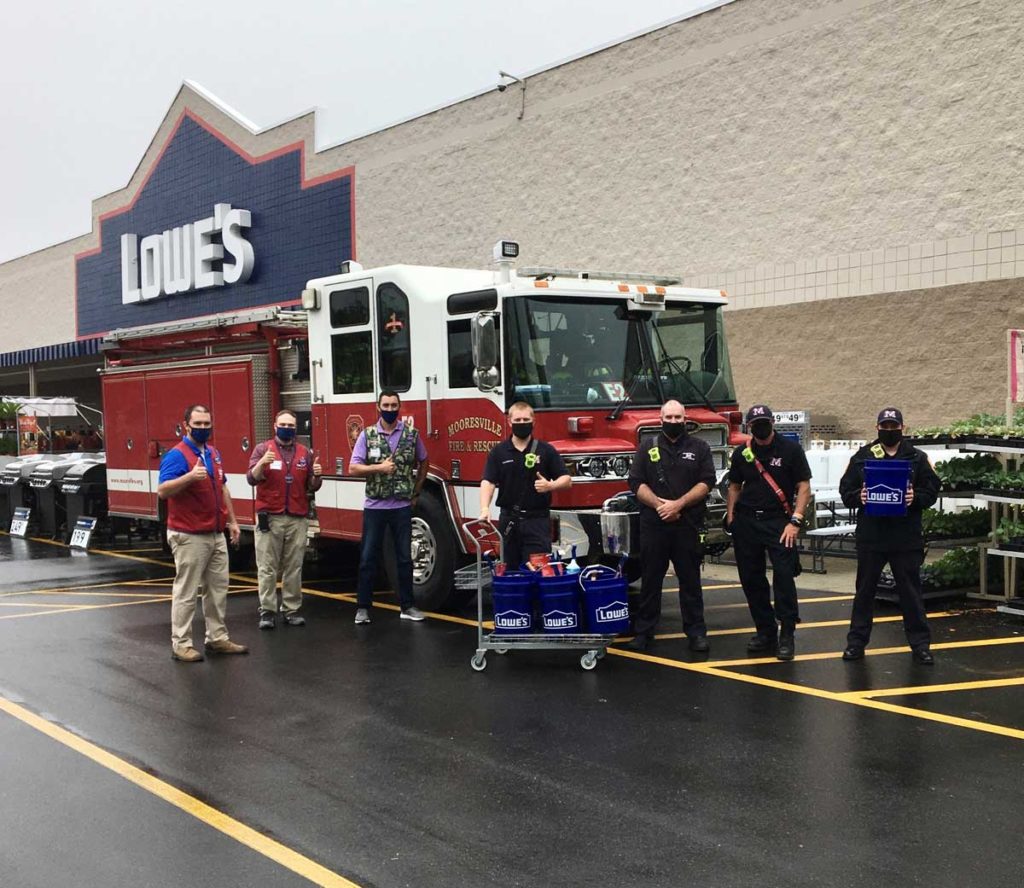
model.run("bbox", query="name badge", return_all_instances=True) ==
[368,447,382,461]
[270,460,283,471]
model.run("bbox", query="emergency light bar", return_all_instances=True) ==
[518,267,682,286]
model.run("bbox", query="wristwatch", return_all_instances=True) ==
[789,515,804,528]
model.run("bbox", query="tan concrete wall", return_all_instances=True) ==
[726,278,1024,438]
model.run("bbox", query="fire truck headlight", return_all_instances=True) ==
[586,457,608,478]
[610,456,630,477]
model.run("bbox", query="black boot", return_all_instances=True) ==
[747,633,777,654]
[777,624,795,661]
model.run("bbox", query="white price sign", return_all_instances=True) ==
[10,507,30,537]
[69,516,98,550]
[773,411,807,424]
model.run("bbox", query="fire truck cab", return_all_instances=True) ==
[302,241,743,607]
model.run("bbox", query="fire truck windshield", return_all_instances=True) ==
[504,296,736,410]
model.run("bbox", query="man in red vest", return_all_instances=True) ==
[157,404,247,662]
[248,409,323,629]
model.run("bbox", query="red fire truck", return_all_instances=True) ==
[101,241,744,608]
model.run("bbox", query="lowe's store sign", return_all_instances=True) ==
[76,112,353,337]
[120,203,254,303]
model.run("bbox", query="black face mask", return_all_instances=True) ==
[878,429,903,447]
[662,421,686,440]
[750,421,773,441]
[511,422,533,440]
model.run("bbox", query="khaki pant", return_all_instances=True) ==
[168,530,230,651]
[255,513,308,614]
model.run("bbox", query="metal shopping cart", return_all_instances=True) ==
[461,519,621,672]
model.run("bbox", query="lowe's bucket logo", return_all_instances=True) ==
[866,483,903,504]
[545,611,579,629]
[595,601,629,623]
[495,610,530,629]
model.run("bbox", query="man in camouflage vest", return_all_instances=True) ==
[349,391,430,624]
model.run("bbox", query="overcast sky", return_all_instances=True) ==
[0,0,715,264]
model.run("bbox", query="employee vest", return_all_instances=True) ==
[254,440,312,516]
[363,424,419,500]
[166,441,228,533]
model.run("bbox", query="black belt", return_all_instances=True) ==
[735,504,786,521]
[499,508,548,520]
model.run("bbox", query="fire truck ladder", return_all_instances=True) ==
[102,307,307,346]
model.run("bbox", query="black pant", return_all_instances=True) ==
[500,512,551,568]
[732,512,800,637]
[847,548,930,650]
[635,521,705,639]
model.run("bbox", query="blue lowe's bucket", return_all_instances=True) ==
[863,460,912,517]
[491,572,535,634]
[579,566,631,635]
[538,574,581,633]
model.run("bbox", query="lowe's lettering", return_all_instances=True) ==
[121,203,254,304]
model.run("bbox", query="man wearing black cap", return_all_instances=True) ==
[726,404,812,660]
[838,407,941,664]
[625,399,716,653]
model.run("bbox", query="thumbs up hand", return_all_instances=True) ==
[534,473,552,493]
[190,459,208,482]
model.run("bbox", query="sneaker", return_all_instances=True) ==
[400,607,426,622]
[354,608,372,625]
[258,611,276,631]
[205,639,249,655]
[282,612,306,627]
[172,646,203,663]
[842,646,865,661]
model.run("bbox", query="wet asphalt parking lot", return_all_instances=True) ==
[1,531,1023,888]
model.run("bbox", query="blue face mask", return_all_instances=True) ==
[190,427,212,444]
[275,426,296,443]
[380,408,400,425]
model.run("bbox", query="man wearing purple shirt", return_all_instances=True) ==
[349,391,429,624]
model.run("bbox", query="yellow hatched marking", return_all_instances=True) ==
[0,694,361,887]
[842,676,1024,699]
[653,611,961,641]
[604,648,1024,742]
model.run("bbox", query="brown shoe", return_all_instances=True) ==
[172,646,204,663]
[205,639,249,656]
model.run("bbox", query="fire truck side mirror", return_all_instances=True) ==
[471,313,499,392]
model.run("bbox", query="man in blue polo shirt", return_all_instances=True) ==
[348,391,429,624]
[157,404,247,662]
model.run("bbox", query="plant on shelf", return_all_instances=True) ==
[994,518,1024,551]
[913,408,1024,442]
[934,454,1003,491]
[981,470,1024,496]
[921,507,991,541]
[0,399,19,431]
[921,547,982,591]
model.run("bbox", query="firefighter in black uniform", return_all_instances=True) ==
[626,399,716,653]
[839,407,941,664]
[726,405,812,661]
[480,401,572,566]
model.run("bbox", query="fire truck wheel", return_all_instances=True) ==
[383,490,457,611]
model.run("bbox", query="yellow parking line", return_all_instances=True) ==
[0,693,361,887]
[843,676,1024,699]
[653,611,962,641]
[704,594,855,612]
[0,598,170,621]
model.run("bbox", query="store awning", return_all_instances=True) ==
[0,337,102,369]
